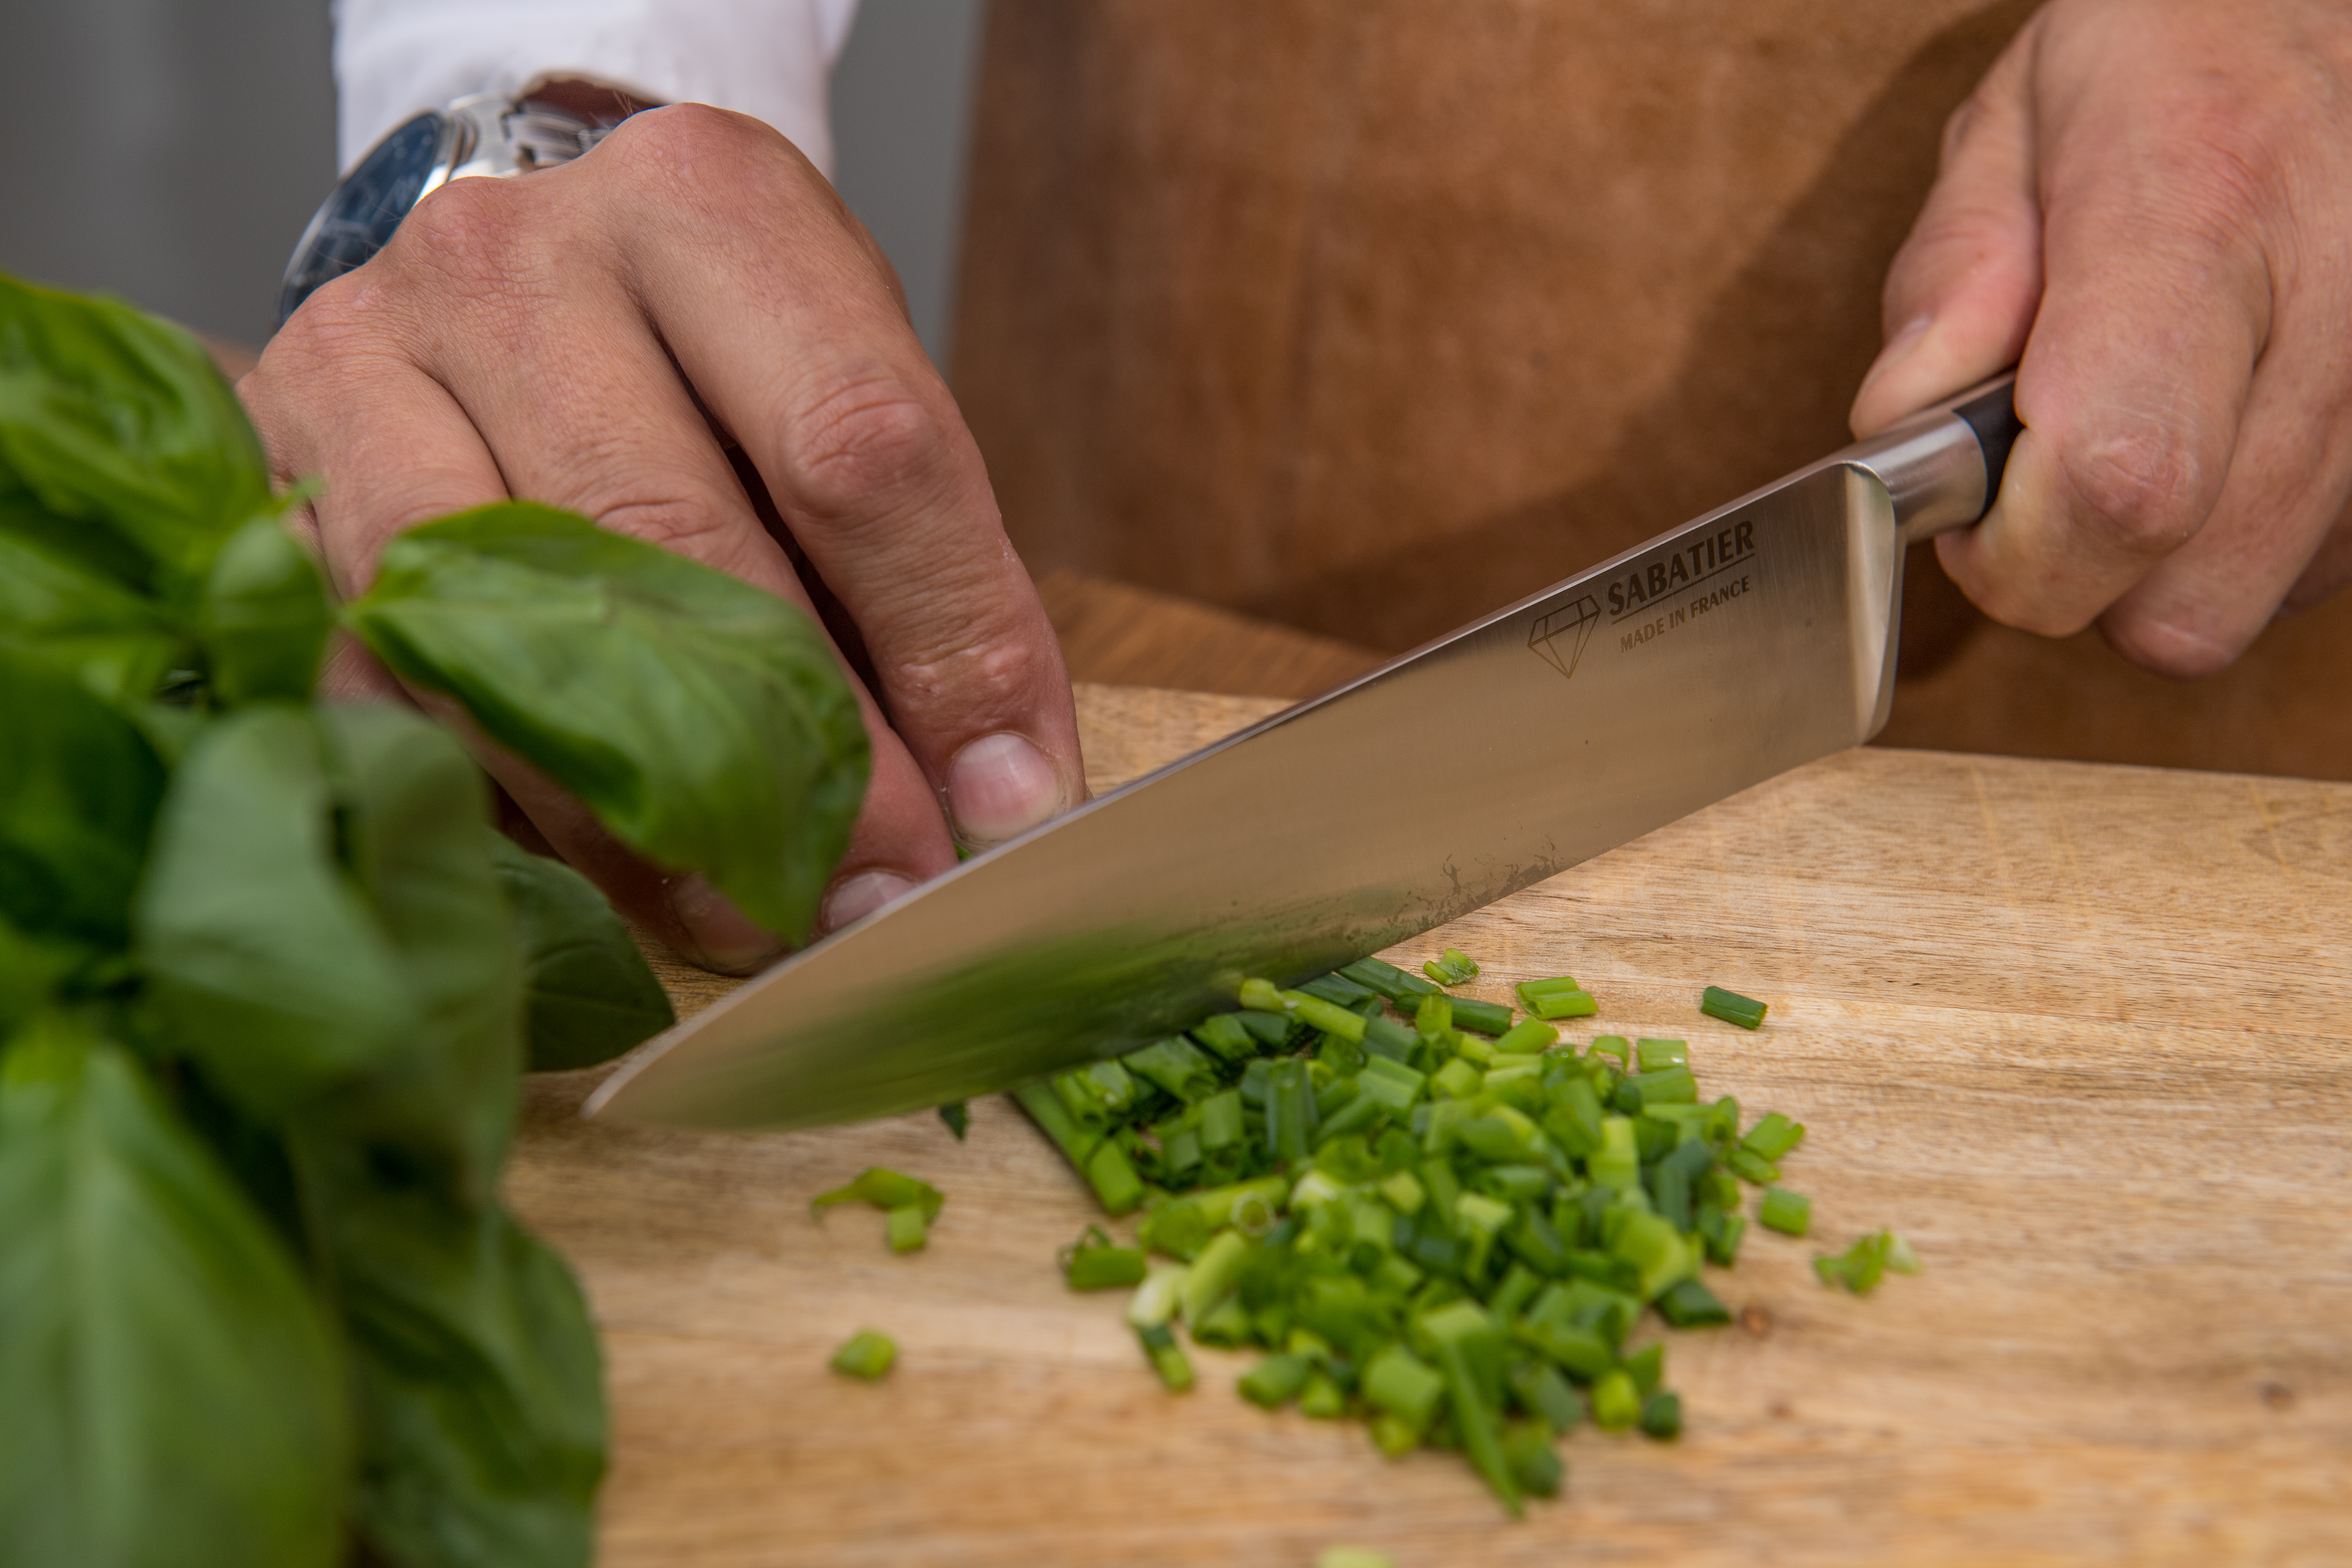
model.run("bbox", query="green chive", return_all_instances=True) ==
[1239,977,1288,1012]
[1314,1549,1396,1568]
[1589,1367,1640,1430]
[810,1167,945,1224]
[1122,1036,1221,1103]
[1448,996,1516,1036]
[1741,1111,1807,1162]
[1136,1322,1195,1391]
[1061,1224,1148,1289]
[1190,1013,1259,1063]
[1424,947,1481,985]
[1524,988,1598,1021]
[1282,989,1369,1044]
[1638,1390,1682,1440]
[1493,1018,1560,1055]
[1635,1037,1689,1071]
[830,1330,896,1380]
[1724,1147,1779,1185]
[1759,1187,1812,1237]
[1586,1035,1631,1068]
[1239,1353,1315,1409]
[885,1205,929,1253]
[1298,971,1380,1008]
[936,1101,969,1140]
[1701,985,1769,1029]
[1340,955,1442,1004]
[1655,1278,1731,1328]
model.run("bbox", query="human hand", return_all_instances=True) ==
[243,103,1083,971]
[1850,0,2352,677]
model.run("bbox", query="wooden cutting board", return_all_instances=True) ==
[507,683,2352,1567]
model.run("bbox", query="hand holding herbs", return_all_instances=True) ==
[1013,957,1916,1514]
[0,275,871,1567]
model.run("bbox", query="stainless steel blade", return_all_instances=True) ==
[587,381,2015,1130]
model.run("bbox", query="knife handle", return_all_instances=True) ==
[1839,370,2020,548]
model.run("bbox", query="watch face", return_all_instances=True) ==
[276,112,446,328]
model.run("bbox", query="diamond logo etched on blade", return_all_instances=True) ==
[1528,595,1601,680]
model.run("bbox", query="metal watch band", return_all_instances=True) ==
[275,92,615,328]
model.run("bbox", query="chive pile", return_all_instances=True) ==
[1010,958,1914,1513]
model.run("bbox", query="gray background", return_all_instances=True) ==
[0,0,983,366]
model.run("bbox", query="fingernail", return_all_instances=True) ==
[668,874,785,975]
[946,732,1065,846]
[1860,313,1935,393]
[821,868,918,933]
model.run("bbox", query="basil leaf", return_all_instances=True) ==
[289,705,604,1567]
[0,641,166,949]
[343,502,870,945]
[490,838,675,1072]
[0,273,272,601]
[135,705,418,1120]
[200,515,334,705]
[0,530,182,704]
[0,1015,349,1568]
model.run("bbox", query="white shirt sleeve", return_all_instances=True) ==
[332,0,860,175]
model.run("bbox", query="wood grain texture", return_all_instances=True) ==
[514,689,2352,1566]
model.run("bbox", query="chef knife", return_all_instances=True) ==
[587,376,2023,1130]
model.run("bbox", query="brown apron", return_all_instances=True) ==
[953,0,2352,780]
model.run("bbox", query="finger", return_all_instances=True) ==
[2095,315,2352,675]
[1934,27,2271,640]
[374,175,957,950]
[600,106,1085,849]
[1850,18,2044,438]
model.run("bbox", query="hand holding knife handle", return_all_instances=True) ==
[1840,372,2023,548]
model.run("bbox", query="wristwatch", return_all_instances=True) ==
[276,88,634,328]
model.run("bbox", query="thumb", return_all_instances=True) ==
[1850,19,2046,437]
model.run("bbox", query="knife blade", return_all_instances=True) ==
[587,377,2021,1130]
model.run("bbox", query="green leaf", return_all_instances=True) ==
[199,515,334,705]
[0,1014,349,1568]
[0,531,182,704]
[134,705,418,1120]
[282,705,605,1568]
[343,502,870,945]
[0,916,82,1042]
[489,838,674,1073]
[0,641,167,949]
[0,273,272,602]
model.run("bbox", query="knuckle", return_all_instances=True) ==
[601,101,792,199]
[2056,419,2212,560]
[781,371,954,519]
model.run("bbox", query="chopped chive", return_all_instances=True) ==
[811,1167,945,1224]
[1364,1344,1446,1433]
[1299,1373,1347,1419]
[830,1330,896,1380]
[1814,1229,1920,1294]
[1340,955,1442,1004]
[1524,988,1598,1021]
[1060,1224,1148,1289]
[936,1100,969,1140]
[1654,1278,1731,1328]
[1424,947,1481,985]
[1589,1367,1640,1430]
[1701,985,1769,1029]
[1122,1036,1221,1103]
[885,1205,929,1253]
[1010,942,1903,1514]
[1297,970,1380,1008]
[1635,1037,1689,1071]
[1239,977,1288,1013]
[1759,1187,1812,1237]
[1448,996,1516,1036]
[1493,1018,1559,1055]
[1239,1353,1315,1409]
[1136,1322,1195,1391]
[1282,989,1369,1043]
[1740,1111,1807,1162]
